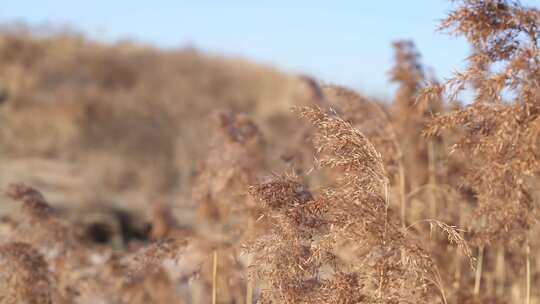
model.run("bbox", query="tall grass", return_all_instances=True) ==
[0,0,538,303]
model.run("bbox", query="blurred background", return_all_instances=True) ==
[0,0,538,231]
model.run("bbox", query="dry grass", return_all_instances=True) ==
[0,0,539,303]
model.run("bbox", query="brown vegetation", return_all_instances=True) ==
[0,0,539,303]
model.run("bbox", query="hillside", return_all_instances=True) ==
[0,30,320,214]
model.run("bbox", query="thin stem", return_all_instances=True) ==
[384,181,390,231]
[427,139,437,219]
[474,216,486,298]
[474,245,484,298]
[379,181,390,300]
[398,157,407,229]
[433,266,448,304]
[246,279,253,304]
[495,245,505,297]
[525,236,531,304]
[246,218,254,304]
[212,250,218,304]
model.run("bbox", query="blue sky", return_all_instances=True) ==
[1,1,539,98]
